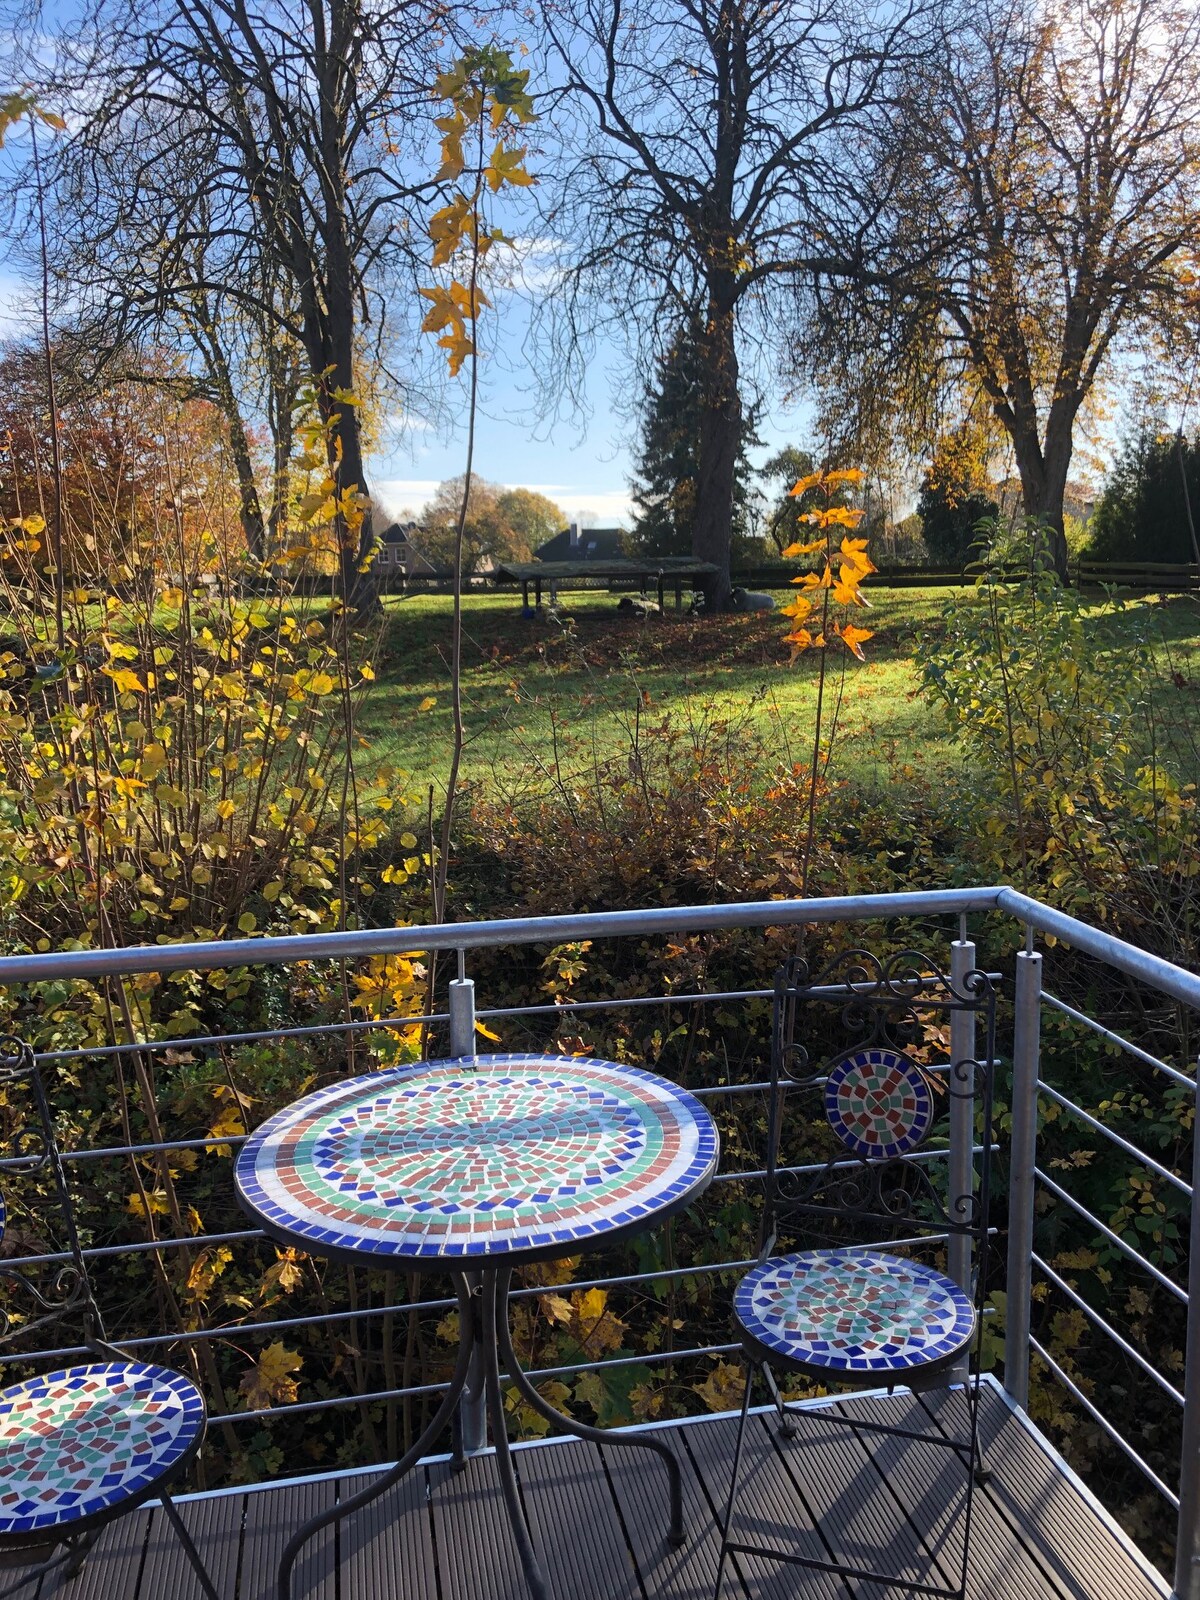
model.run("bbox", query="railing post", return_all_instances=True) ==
[449,969,475,1058]
[447,955,488,1456]
[1004,945,1042,1410]
[1173,1060,1200,1600]
[948,936,977,1304]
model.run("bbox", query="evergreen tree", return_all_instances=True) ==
[916,428,998,566]
[1091,425,1200,564]
[629,318,761,562]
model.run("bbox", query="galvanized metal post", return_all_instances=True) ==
[948,937,977,1304]
[447,957,488,1456]
[1004,946,1042,1410]
[1173,1060,1200,1600]
[449,986,475,1058]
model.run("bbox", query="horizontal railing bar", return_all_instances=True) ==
[1036,1081,1193,1196]
[33,1012,452,1065]
[1029,1334,1180,1508]
[207,1340,744,1426]
[2,1207,998,1367]
[1000,887,1200,1013]
[0,888,1004,983]
[8,1145,989,1273]
[0,1134,250,1170]
[0,1257,761,1366]
[1035,1169,1188,1303]
[1042,991,1195,1091]
[10,1227,266,1269]
[479,989,773,1018]
[1031,1252,1185,1407]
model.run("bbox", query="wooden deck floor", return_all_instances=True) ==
[17,1379,1168,1600]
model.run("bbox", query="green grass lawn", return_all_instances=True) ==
[361,582,1200,800]
[359,584,950,796]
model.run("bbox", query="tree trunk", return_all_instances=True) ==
[692,290,739,611]
[267,343,302,563]
[1006,414,1073,582]
[227,416,267,565]
[198,318,267,562]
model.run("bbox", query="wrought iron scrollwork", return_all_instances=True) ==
[0,1035,112,1351]
[764,944,998,1253]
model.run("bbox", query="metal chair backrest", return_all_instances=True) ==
[761,949,998,1264]
[0,1035,111,1355]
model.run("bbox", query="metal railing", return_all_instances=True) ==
[1,884,1198,1595]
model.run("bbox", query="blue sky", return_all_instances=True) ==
[2,258,810,530]
[371,300,810,528]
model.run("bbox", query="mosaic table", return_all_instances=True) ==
[234,1053,719,1600]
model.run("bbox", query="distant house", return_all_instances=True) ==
[374,521,451,580]
[534,522,628,563]
[375,522,421,575]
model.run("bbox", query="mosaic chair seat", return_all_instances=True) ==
[713,950,998,1600]
[0,1040,217,1600]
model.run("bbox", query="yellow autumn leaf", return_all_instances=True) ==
[788,472,823,498]
[475,1018,501,1042]
[816,505,866,529]
[837,622,875,660]
[239,1341,303,1410]
[418,695,437,712]
[126,1189,170,1219]
[140,743,168,780]
[781,537,827,558]
[105,667,145,695]
[486,145,534,191]
[440,330,475,376]
[831,567,871,607]
[542,1293,574,1325]
[838,535,876,574]
[823,468,866,487]
[693,1360,746,1413]
[307,672,335,696]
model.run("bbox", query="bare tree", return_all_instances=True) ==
[536,0,921,609]
[829,0,1200,579]
[50,0,441,610]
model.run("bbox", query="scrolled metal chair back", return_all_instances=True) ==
[760,949,997,1259]
[0,1035,109,1353]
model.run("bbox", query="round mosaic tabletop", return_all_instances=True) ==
[734,1249,975,1377]
[823,1048,934,1160]
[0,1361,206,1538]
[235,1053,720,1265]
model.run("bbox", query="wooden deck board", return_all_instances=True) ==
[602,1416,757,1600]
[338,1470,436,1600]
[13,1384,1168,1600]
[138,1489,245,1600]
[921,1387,1166,1600]
[428,1452,527,1600]
[240,1474,336,1600]
[518,1438,642,1600]
[680,1413,849,1599]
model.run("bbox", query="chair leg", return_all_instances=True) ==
[0,1541,81,1600]
[760,1362,797,1440]
[712,1361,756,1600]
[160,1491,221,1600]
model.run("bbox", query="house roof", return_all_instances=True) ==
[379,521,419,545]
[534,527,628,563]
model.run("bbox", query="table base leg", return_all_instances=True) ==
[482,1272,553,1600]
[493,1263,686,1547]
[277,1276,476,1600]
